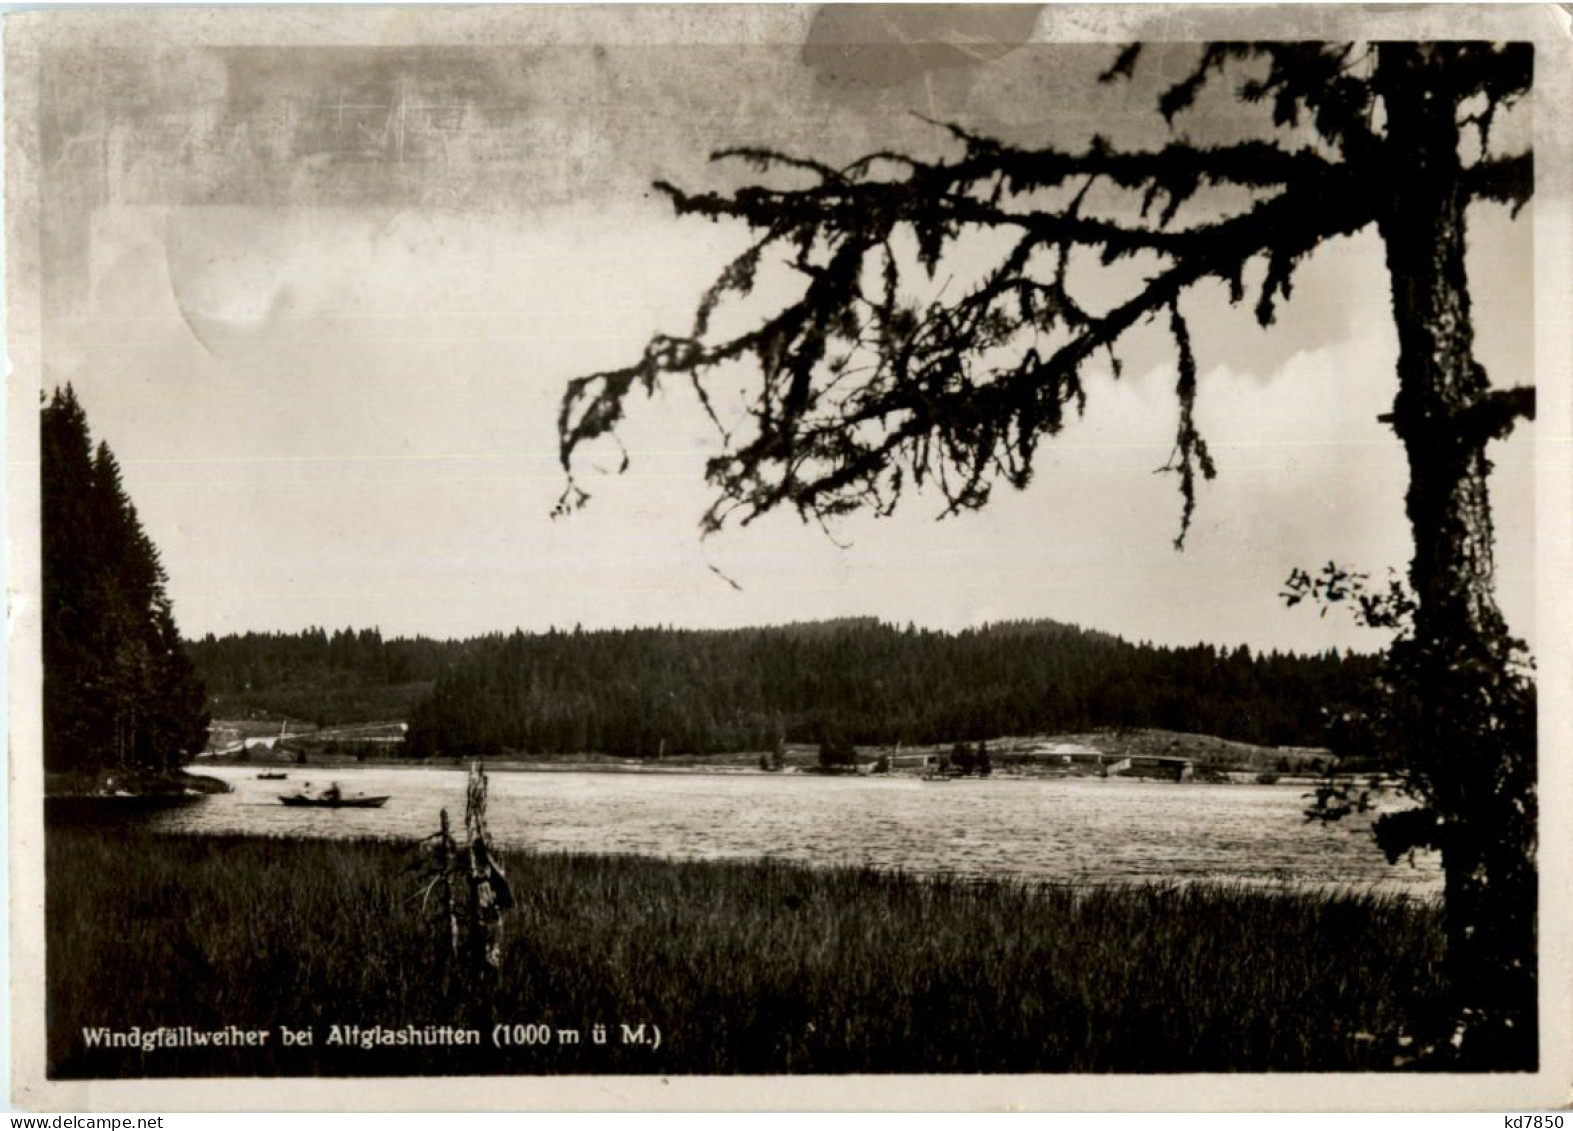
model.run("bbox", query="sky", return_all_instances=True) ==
[25,7,1539,654]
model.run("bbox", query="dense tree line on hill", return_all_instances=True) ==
[43,387,209,775]
[191,626,445,688]
[186,627,449,724]
[406,621,1376,757]
[187,619,1378,757]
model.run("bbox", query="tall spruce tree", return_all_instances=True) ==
[558,43,1537,1065]
[41,387,208,777]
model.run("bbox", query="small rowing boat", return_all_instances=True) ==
[279,793,390,809]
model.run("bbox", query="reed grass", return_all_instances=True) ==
[46,827,1445,1077]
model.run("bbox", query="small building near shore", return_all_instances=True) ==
[1124,755,1196,781]
[1021,742,1103,765]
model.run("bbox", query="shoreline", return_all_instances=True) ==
[196,723,1385,785]
[193,754,1365,788]
[44,767,235,800]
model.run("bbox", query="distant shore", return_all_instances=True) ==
[199,723,1369,786]
[195,752,1359,788]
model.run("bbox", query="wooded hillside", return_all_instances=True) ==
[187,619,1378,758]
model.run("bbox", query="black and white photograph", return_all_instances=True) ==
[6,3,1571,1111]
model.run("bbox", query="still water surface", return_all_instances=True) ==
[163,765,1441,895]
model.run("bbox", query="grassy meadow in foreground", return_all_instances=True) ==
[47,827,1445,1076]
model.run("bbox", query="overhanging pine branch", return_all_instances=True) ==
[696,166,1375,529]
[656,151,1351,271]
[563,144,1377,531]
[944,134,1338,197]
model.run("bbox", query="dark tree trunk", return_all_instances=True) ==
[1375,45,1536,1068]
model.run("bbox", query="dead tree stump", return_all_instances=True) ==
[417,762,513,1005]
[464,762,513,976]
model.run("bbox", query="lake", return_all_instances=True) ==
[154,764,1443,895]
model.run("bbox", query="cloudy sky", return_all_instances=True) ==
[24,6,1538,653]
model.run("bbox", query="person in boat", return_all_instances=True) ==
[323,781,342,803]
